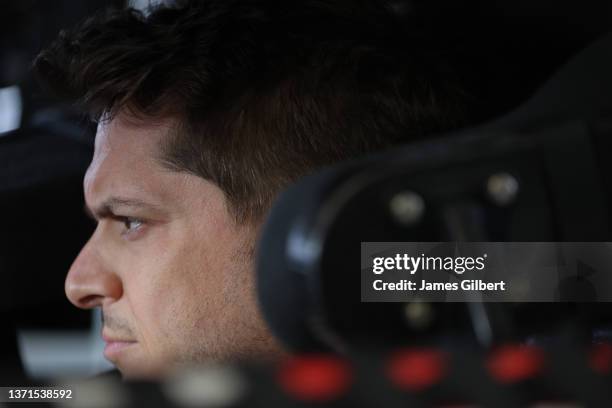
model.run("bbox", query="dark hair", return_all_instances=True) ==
[34,0,471,223]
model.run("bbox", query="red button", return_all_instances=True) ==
[278,355,352,401]
[387,348,447,391]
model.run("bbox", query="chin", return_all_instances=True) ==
[118,363,168,380]
[113,353,170,380]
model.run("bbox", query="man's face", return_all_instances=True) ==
[65,113,284,378]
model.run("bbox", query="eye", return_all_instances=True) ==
[114,216,146,240]
[121,217,143,232]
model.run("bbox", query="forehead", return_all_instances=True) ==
[85,114,175,202]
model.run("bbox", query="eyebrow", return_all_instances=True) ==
[85,197,163,220]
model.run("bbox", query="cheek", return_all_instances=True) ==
[113,187,256,361]
[124,226,237,349]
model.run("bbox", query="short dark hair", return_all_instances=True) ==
[34,0,471,223]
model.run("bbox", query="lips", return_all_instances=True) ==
[102,332,137,360]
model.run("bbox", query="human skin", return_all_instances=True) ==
[65,113,285,378]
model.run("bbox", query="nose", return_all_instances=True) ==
[65,235,123,309]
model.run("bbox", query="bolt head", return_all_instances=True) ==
[487,172,519,206]
[389,191,425,226]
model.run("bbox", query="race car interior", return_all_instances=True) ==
[1,0,612,406]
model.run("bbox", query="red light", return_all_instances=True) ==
[386,348,447,391]
[487,345,543,383]
[277,354,352,401]
[589,343,612,374]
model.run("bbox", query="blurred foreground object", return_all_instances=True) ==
[5,343,611,407]
[257,31,612,352]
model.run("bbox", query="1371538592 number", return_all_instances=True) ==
[6,388,73,400]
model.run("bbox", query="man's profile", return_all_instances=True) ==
[34,0,470,378]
